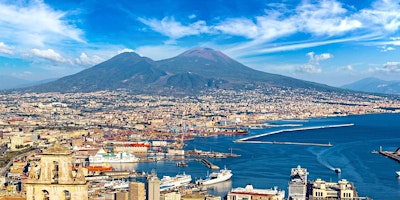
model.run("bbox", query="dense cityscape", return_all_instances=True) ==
[0,88,399,199]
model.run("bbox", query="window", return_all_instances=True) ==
[63,190,71,200]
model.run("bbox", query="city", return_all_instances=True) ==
[0,88,398,199]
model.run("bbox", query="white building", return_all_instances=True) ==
[227,184,285,200]
[288,165,308,200]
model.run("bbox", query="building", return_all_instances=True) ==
[288,165,308,200]
[147,175,160,200]
[226,184,285,200]
[161,191,181,200]
[129,181,145,200]
[25,142,88,200]
[307,178,358,199]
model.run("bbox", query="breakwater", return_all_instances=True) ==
[234,123,354,146]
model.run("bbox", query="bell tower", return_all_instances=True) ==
[26,143,88,200]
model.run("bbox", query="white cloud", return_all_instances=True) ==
[215,18,259,39]
[296,52,333,74]
[338,65,354,71]
[117,48,135,55]
[31,48,66,63]
[134,45,188,60]
[138,17,210,39]
[75,53,103,67]
[357,0,400,32]
[296,0,362,36]
[0,42,13,54]
[0,0,83,47]
[188,14,196,19]
[296,63,322,73]
[380,46,396,52]
[375,61,400,72]
[12,71,33,78]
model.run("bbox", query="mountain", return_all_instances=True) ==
[0,75,32,90]
[341,77,400,95]
[27,52,167,93]
[20,47,340,94]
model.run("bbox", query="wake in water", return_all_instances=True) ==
[308,146,345,175]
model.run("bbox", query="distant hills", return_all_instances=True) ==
[0,75,56,90]
[341,77,400,95]
[17,47,341,95]
[0,75,31,90]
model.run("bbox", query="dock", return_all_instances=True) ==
[201,159,219,170]
[235,123,354,142]
[237,140,332,147]
[233,124,354,147]
[379,146,400,162]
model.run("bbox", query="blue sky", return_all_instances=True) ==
[1,0,400,86]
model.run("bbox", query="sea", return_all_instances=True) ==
[115,113,400,200]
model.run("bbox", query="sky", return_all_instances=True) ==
[1,0,400,86]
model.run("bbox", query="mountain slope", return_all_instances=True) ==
[341,77,400,95]
[158,47,335,90]
[27,52,167,93]
[20,47,341,94]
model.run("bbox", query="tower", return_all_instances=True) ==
[25,143,88,200]
[147,175,160,200]
[129,181,145,200]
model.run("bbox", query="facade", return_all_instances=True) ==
[25,142,88,200]
[162,191,181,200]
[227,184,285,200]
[307,178,357,199]
[147,175,160,200]
[129,181,145,200]
[288,165,308,200]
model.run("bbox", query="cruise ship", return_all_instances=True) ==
[89,149,139,163]
[196,167,232,185]
[160,173,192,191]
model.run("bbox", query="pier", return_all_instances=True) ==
[379,146,400,162]
[238,141,332,147]
[234,123,354,147]
[201,159,219,170]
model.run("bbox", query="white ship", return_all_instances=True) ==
[196,167,232,185]
[160,173,192,191]
[396,171,400,177]
[89,149,139,163]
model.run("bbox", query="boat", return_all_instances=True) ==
[371,150,378,154]
[160,173,192,191]
[196,167,232,185]
[334,168,341,173]
[176,161,188,167]
[396,171,400,176]
[104,179,129,189]
[89,149,139,163]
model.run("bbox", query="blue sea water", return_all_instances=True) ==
[132,113,400,199]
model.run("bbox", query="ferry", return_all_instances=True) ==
[89,149,139,163]
[160,173,192,191]
[196,167,232,185]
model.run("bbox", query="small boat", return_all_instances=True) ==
[334,168,341,173]
[371,150,378,154]
[176,161,188,167]
[396,171,400,176]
